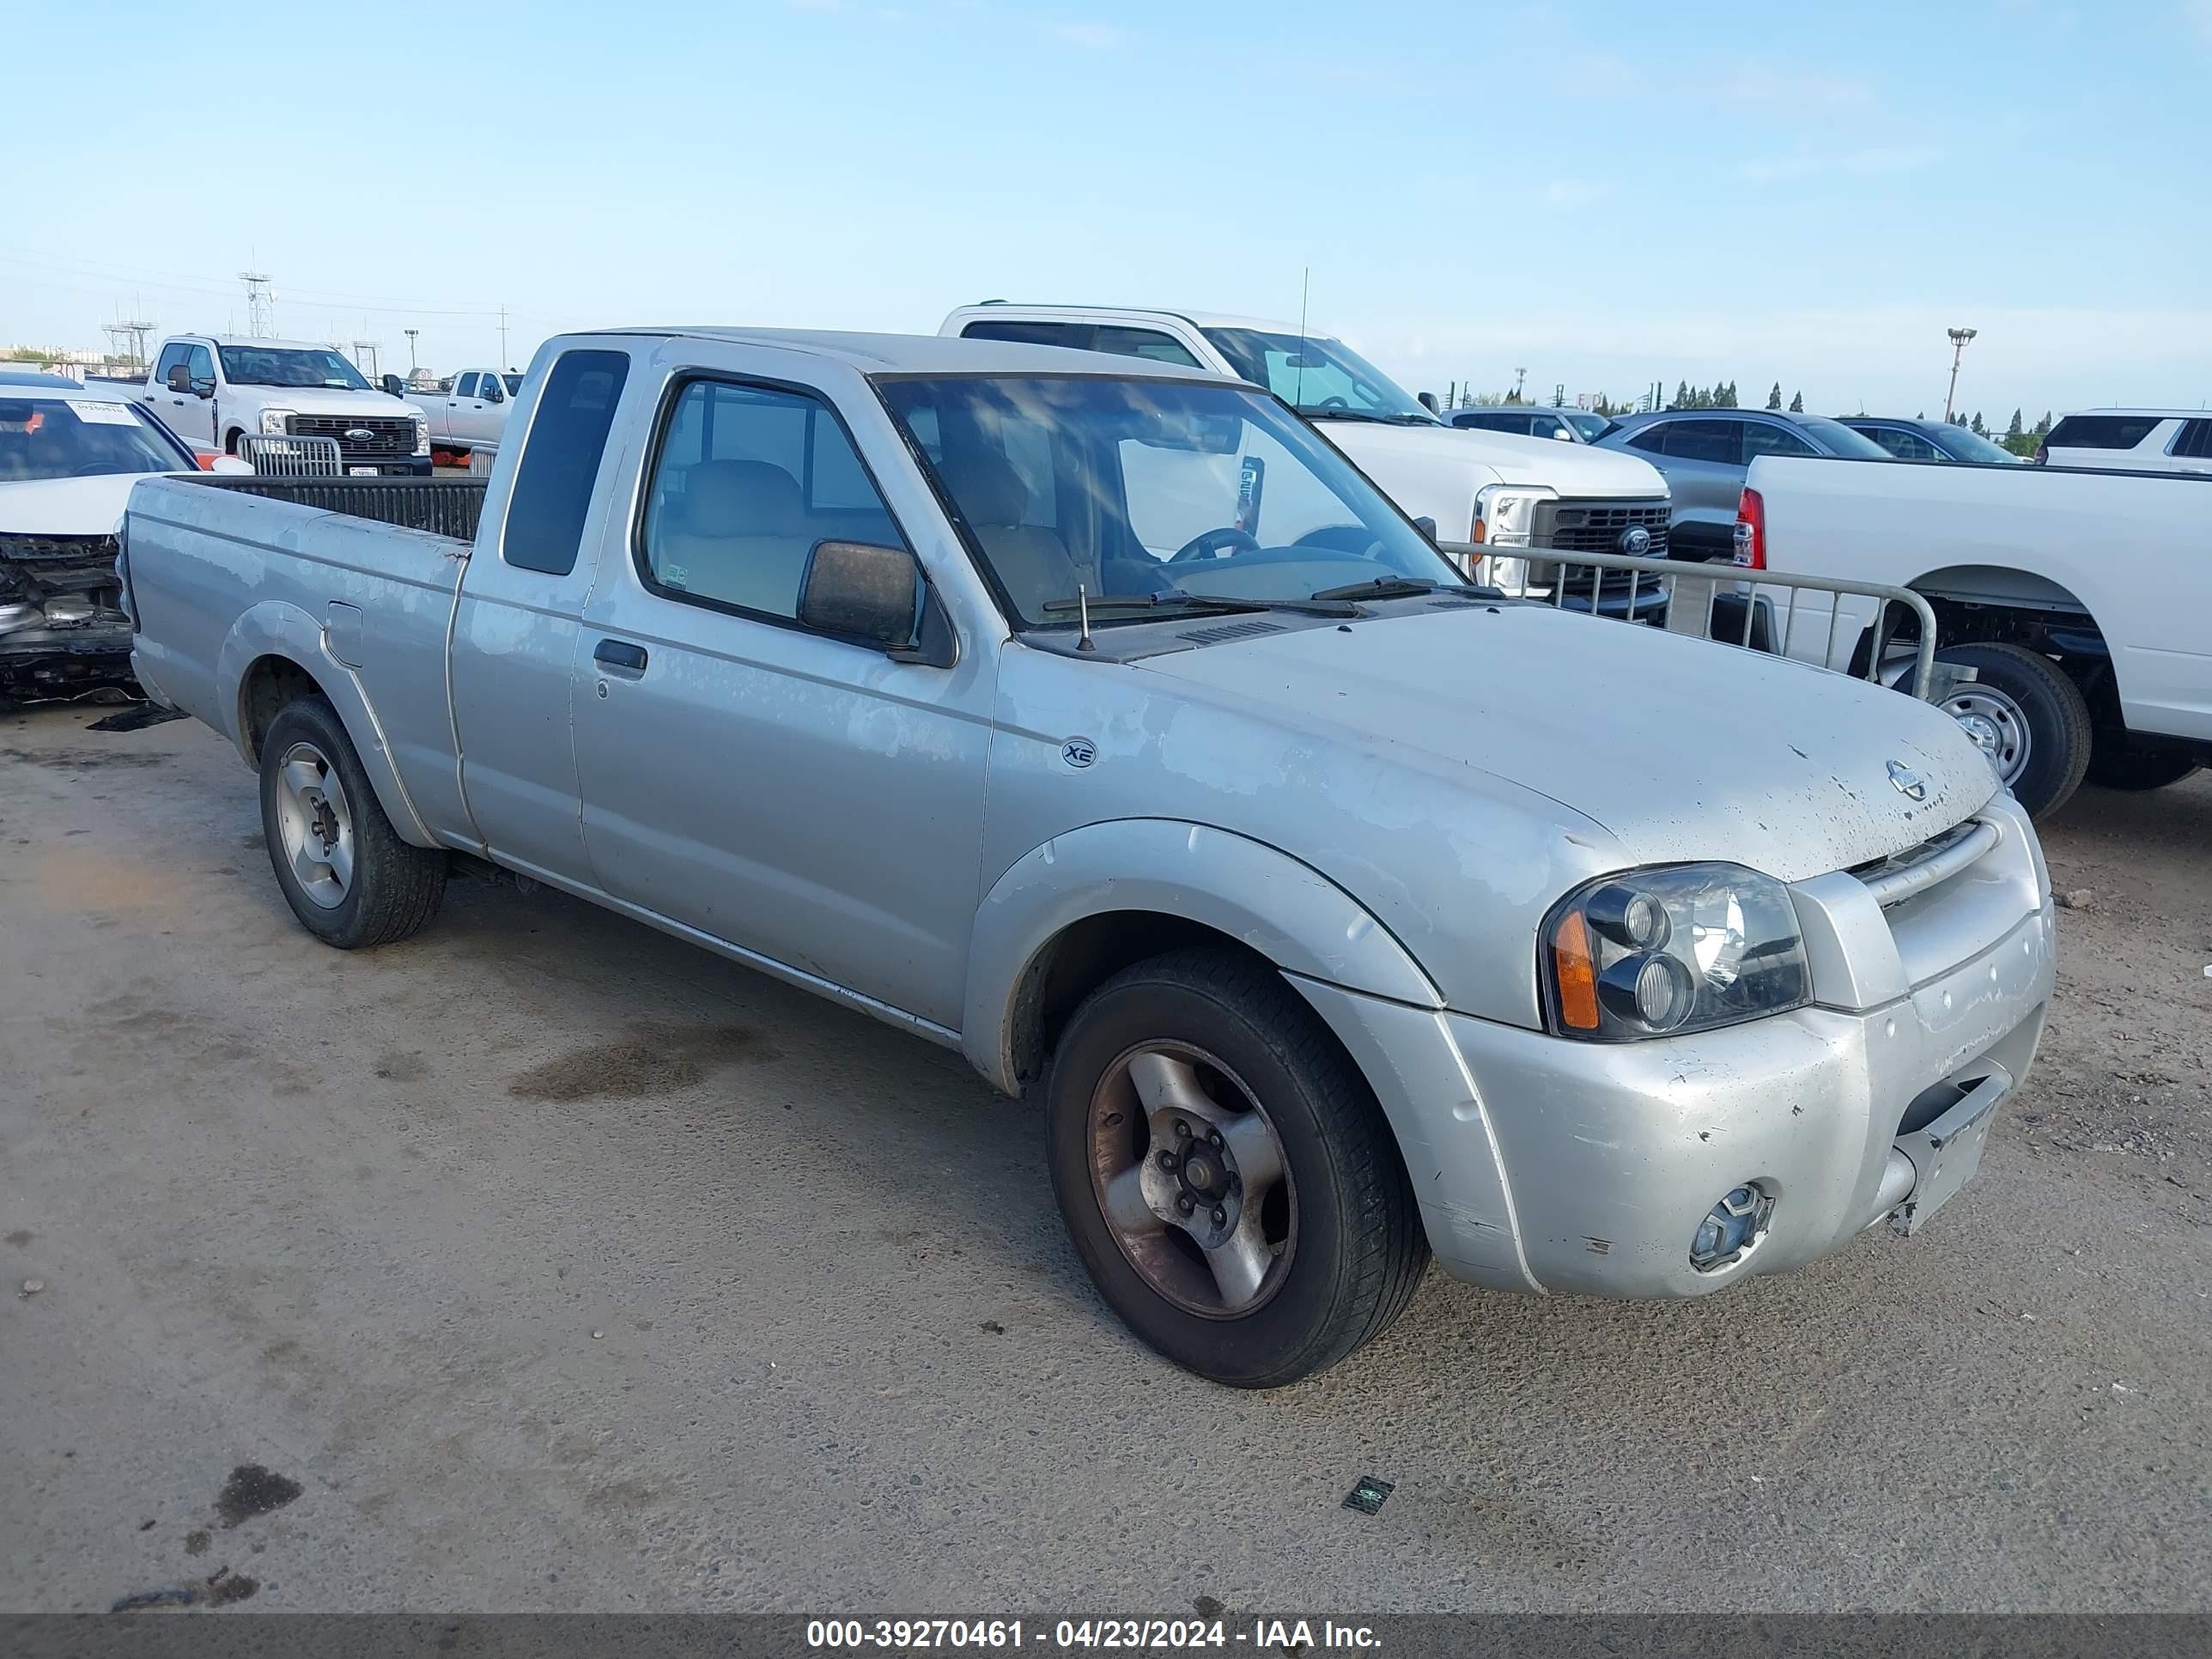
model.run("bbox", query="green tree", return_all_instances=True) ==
[1971,411,1988,436]
[1765,382,1783,410]
[2007,408,2024,437]
[2034,411,2053,435]
[1788,390,1804,412]
[1673,380,1691,410]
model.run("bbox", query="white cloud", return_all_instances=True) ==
[1042,21,1126,49]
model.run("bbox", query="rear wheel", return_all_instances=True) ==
[259,697,446,948]
[1042,948,1428,1388]
[2086,739,2203,793]
[1933,642,2092,820]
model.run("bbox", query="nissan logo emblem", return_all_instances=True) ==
[1619,525,1652,556]
[1887,759,1928,801]
[343,427,374,442]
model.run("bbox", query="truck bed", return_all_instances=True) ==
[191,475,487,542]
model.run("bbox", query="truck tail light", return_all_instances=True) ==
[1733,487,1765,569]
[2031,441,2047,465]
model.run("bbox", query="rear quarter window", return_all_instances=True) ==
[501,349,631,575]
[2048,415,2163,451]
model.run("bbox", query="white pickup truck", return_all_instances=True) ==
[1737,455,2212,816]
[398,367,522,455]
[941,303,1676,620]
[135,334,430,476]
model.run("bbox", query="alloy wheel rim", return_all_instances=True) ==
[272,741,355,908]
[1085,1041,1297,1320]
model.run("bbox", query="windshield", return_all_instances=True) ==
[1565,412,1609,441]
[876,374,1462,629]
[1200,329,1437,425]
[1796,416,1895,459]
[216,346,372,391]
[0,398,191,482]
[1938,425,2023,464]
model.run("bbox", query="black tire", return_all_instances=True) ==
[1042,948,1428,1388]
[1934,641,2092,820]
[258,696,446,948]
[2086,740,2203,793]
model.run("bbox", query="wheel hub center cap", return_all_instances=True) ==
[1180,1152,1221,1196]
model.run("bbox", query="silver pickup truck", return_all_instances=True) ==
[121,328,2057,1386]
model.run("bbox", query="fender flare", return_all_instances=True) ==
[215,599,440,848]
[960,817,1440,1093]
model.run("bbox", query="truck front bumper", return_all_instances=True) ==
[340,457,433,477]
[1295,890,2056,1299]
[0,619,137,700]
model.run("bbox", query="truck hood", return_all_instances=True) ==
[1315,419,1669,501]
[1133,603,1996,881]
[0,474,149,537]
[230,387,421,419]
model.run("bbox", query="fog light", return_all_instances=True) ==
[1690,1184,1772,1273]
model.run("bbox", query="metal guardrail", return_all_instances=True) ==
[465,444,498,477]
[238,434,343,477]
[192,476,488,542]
[1439,543,1942,703]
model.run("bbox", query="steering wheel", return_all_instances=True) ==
[1313,396,1351,410]
[1170,526,1262,563]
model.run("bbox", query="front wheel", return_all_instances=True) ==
[259,696,447,948]
[1042,949,1429,1388]
[1933,642,2092,820]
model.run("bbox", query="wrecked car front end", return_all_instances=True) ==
[0,531,136,702]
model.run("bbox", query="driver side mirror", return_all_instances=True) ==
[1418,392,1440,414]
[166,365,191,393]
[1412,515,1438,540]
[798,540,956,666]
[483,381,505,404]
[380,373,405,397]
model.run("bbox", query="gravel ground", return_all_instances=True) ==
[1,705,2207,1615]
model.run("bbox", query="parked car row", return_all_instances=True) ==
[119,324,2057,1388]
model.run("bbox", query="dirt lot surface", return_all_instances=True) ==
[2,705,2207,1614]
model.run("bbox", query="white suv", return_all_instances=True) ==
[2038,409,2212,474]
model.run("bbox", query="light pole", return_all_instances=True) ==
[1943,326,1977,422]
[404,328,420,378]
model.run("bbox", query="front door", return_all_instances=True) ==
[571,369,993,1031]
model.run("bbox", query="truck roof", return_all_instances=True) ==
[166,333,354,352]
[956,302,1319,337]
[575,326,1232,380]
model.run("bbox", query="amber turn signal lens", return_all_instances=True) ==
[1552,910,1600,1031]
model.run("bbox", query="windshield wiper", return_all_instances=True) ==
[1307,576,1488,602]
[1296,407,1434,426]
[1039,591,1358,621]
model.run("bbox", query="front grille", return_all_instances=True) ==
[1528,499,1672,607]
[286,413,419,459]
[1534,500,1672,556]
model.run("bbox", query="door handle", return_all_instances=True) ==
[593,639,647,674]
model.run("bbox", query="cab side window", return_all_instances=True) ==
[152,343,189,384]
[637,380,909,627]
[184,344,216,389]
[456,372,480,398]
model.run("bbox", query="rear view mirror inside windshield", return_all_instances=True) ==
[1123,408,1241,456]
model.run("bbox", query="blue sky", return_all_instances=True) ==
[9,0,2209,418]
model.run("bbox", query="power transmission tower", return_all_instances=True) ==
[352,341,380,379]
[105,319,155,368]
[240,271,276,338]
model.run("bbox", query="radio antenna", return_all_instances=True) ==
[1293,267,1310,408]
[1076,584,1095,652]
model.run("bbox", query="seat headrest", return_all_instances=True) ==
[940,447,1029,527]
[682,459,805,536]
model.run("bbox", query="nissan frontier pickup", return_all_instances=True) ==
[120,329,2057,1386]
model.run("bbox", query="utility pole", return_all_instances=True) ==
[404,328,420,377]
[240,270,275,338]
[1943,326,1978,422]
[1511,367,1527,403]
[352,341,380,379]
[498,305,509,368]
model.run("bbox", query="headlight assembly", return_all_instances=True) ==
[1473,483,1553,550]
[1542,864,1809,1041]
[258,408,295,435]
